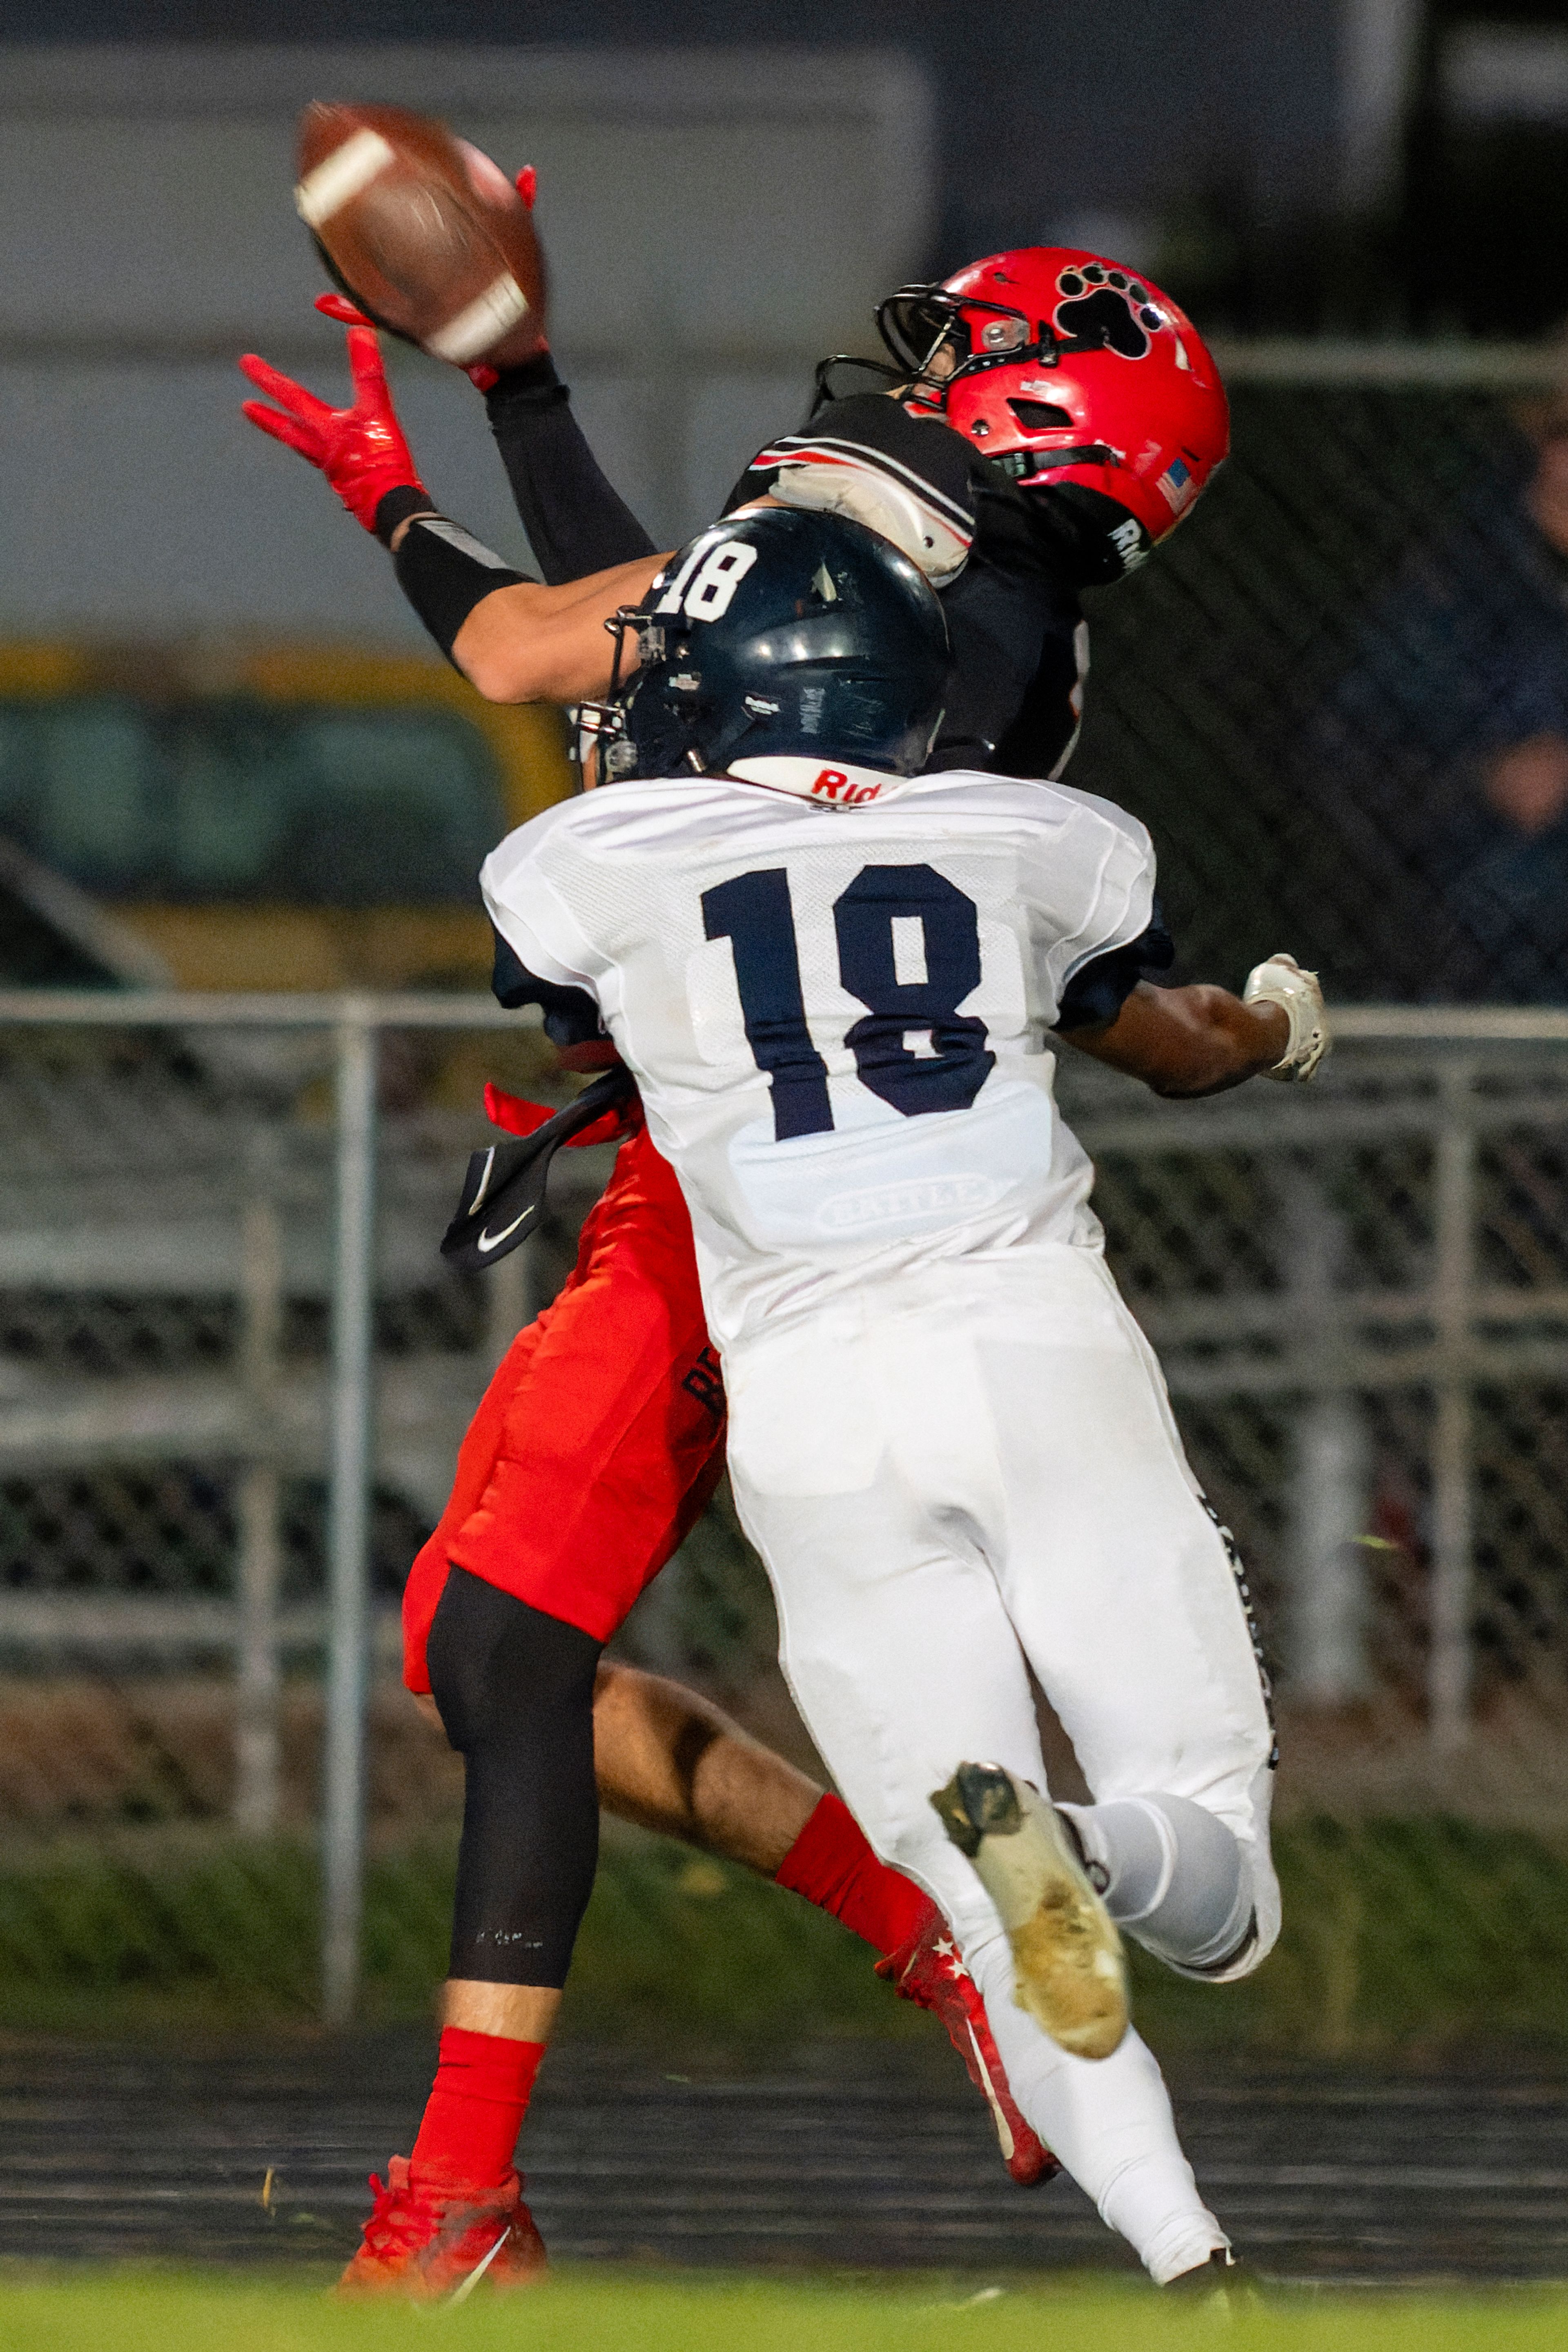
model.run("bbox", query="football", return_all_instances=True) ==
[294,101,548,370]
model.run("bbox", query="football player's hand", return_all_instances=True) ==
[1242,954,1329,1081]
[314,284,516,395]
[459,170,539,387]
[314,291,373,329]
[239,324,428,533]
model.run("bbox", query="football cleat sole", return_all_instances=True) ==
[931,1761,1129,2062]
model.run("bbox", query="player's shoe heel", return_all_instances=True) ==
[1164,2248,1259,2310]
[930,1762,1129,2062]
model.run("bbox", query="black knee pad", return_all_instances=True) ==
[428,1566,603,1989]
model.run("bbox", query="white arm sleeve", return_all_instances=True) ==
[1025,792,1160,1023]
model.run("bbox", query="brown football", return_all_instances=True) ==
[295,101,548,370]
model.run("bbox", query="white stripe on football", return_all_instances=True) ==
[426,274,531,364]
[294,129,395,226]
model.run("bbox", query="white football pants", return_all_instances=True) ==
[724,1242,1278,2282]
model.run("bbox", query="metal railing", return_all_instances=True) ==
[4,994,1568,2014]
[2,991,516,2024]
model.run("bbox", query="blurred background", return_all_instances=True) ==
[4,4,1568,2267]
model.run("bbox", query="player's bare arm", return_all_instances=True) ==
[445,508,797,702]
[1066,954,1328,1096]
[238,321,786,705]
[444,553,664,703]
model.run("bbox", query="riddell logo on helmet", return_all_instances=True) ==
[1109,516,1146,569]
[811,768,883,805]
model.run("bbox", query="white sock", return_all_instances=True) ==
[967,1926,1226,2283]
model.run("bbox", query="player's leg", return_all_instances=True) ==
[357,1130,721,2288]
[724,1312,1225,2282]
[592,1659,913,1913]
[376,1122,1025,2287]
[424,1569,597,2128]
[354,1133,706,2294]
[408,1124,1051,2174]
[975,1249,1280,1982]
[587,1656,1051,2180]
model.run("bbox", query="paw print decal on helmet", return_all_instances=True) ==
[1053,263,1163,359]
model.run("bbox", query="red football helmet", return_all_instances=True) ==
[877,247,1229,566]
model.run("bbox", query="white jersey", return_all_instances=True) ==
[480,756,1156,1351]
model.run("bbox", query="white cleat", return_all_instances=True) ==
[931,1762,1129,2062]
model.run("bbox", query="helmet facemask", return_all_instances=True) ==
[573,609,709,785]
[876,285,1035,397]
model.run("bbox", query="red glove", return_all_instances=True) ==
[313,290,506,395]
[313,292,373,328]
[239,323,427,534]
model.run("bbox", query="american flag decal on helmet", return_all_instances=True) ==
[1156,455,1195,513]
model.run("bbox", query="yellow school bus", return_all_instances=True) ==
[0,640,573,991]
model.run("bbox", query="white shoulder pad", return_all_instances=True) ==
[760,450,972,586]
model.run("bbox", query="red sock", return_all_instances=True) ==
[409,2026,545,2191]
[773,1791,934,1960]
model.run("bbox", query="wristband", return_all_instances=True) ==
[373,484,439,548]
[391,513,533,664]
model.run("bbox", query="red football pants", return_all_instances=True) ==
[402,1121,727,1692]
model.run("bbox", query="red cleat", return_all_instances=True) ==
[877,1913,1060,2187]
[337,2154,548,2300]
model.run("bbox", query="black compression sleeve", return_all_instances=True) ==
[485,353,658,585]
[374,484,437,548]
[428,1569,602,1989]
[388,511,531,665]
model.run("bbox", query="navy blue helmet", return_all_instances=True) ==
[582,505,951,783]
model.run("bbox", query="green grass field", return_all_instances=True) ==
[4,2271,1568,2352]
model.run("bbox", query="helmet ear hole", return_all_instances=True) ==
[1007,399,1074,433]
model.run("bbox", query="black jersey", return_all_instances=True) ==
[724,393,1088,781]
[484,361,1088,783]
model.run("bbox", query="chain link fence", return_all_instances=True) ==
[1077,348,1568,1008]
[2,997,1566,2035]
[3,350,1568,2038]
